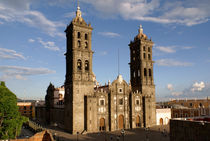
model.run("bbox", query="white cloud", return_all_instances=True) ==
[28,38,35,43]
[64,12,76,18]
[100,51,107,56]
[191,81,205,92]
[0,1,65,37]
[0,48,25,60]
[37,38,60,51]
[82,0,210,26]
[156,59,193,67]
[98,32,120,38]
[171,91,183,96]
[167,84,173,91]
[0,65,55,80]
[155,45,194,54]
[155,46,176,53]
[182,46,194,50]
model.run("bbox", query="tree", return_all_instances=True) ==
[0,81,28,139]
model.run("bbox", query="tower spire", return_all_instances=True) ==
[139,24,143,34]
[76,0,82,18]
[77,0,80,10]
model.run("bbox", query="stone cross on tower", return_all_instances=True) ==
[76,0,82,18]
[138,24,143,34]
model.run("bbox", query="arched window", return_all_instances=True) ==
[149,69,152,76]
[85,60,89,71]
[85,33,88,40]
[148,47,150,52]
[77,59,82,70]
[85,42,88,48]
[144,68,147,76]
[77,32,81,38]
[78,40,81,48]
[148,54,151,60]
[143,53,146,59]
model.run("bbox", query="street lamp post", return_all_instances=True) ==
[121,129,125,141]
[76,132,79,141]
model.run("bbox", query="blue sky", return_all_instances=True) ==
[0,0,210,101]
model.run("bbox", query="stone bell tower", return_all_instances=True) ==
[64,4,94,134]
[129,25,156,127]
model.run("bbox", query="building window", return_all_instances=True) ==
[78,40,81,48]
[144,68,147,76]
[119,98,123,105]
[30,106,32,110]
[185,113,188,117]
[149,69,152,77]
[85,33,88,40]
[143,46,146,51]
[148,47,150,52]
[175,113,178,118]
[100,99,105,106]
[133,50,135,54]
[77,32,81,38]
[138,70,140,77]
[199,103,202,107]
[24,106,26,110]
[143,53,146,59]
[189,103,193,107]
[136,100,140,105]
[77,59,82,70]
[85,42,88,48]
[118,88,123,93]
[133,57,135,61]
[85,60,89,71]
[148,54,151,60]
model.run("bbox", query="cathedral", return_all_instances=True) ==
[36,4,156,134]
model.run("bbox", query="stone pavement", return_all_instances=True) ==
[48,125,169,141]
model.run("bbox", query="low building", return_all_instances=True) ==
[17,101,35,119]
[168,98,210,109]
[170,117,210,141]
[156,108,171,125]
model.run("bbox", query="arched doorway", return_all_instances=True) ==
[160,118,163,125]
[136,115,140,127]
[42,131,52,141]
[118,115,124,129]
[99,118,105,131]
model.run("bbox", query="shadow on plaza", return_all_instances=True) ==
[53,126,170,141]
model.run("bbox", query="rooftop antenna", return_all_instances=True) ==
[118,48,120,76]
[77,0,79,8]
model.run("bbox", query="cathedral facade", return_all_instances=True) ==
[36,5,156,134]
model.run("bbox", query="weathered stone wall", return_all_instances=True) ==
[170,119,210,141]
[11,130,54,141]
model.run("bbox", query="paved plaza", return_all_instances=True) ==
[49,125,169,141]
[19,125,169,141]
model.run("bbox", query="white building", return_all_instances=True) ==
[156,108,171,125]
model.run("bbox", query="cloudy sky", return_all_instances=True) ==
[0,0,210,101]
